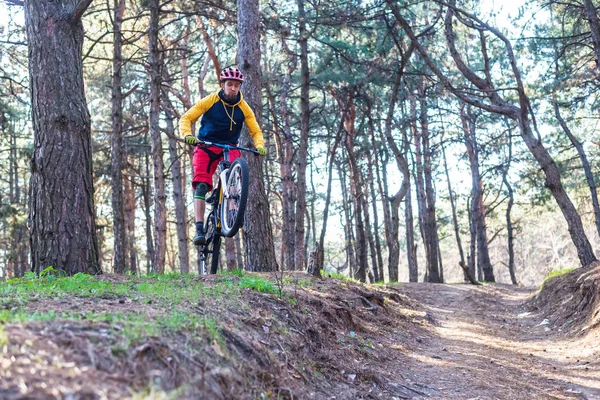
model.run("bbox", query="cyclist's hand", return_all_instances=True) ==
[256,146,267,156]
[185,135,199,145]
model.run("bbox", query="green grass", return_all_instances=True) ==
[239,276,277,294]
[541,267,576,289]
[0,270,293,334]
[327,272,355,281]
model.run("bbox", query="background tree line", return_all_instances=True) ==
[0,0,599,285]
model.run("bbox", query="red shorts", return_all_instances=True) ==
[192,145,241,190]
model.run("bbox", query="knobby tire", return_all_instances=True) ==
[220,158,249,237]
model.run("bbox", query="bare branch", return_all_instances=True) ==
[71,0,94,22]
[4,0,24,6]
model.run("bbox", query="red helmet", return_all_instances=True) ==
[220,67,244,82]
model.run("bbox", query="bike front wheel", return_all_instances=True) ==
[220,158,249,237]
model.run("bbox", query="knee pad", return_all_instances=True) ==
[194,182,209,199]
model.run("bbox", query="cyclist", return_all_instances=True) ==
[179,66,266,245]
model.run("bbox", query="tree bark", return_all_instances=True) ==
[337,159,357,278]
[111,0,128,274]
[148,0,167,274]
[25,0,100,275]
[461,104,495,282]
[313,121,343,277]
[441,133,478,285]
[142,147,155,274]
[333,88,368,282]
[225,237,237,271]
[238,0,279,272]
[583,0,600,70]
[166,117,190,273]
[502,130,517,285]
[294,0,311,272]
[124,166,138,274]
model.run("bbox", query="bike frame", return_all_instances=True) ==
[197,140,258,240]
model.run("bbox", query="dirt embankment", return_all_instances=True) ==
[1,271,600,399]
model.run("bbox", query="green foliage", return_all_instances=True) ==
[239,276,277,294]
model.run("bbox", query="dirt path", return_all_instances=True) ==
[395,283,600,400]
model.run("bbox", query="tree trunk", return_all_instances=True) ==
[419,94,441,283]
[124,168,138,274]
[583,0,600,69]
[366,155,385,281]
[148,0,167,274]
[235,232,244,270]
[294,0,311,272]
[336,88,368,283]
[142,148,155,274]
[166,117,190,273]
[411,93,440,283]
[111,0,128,274]
[553,101,600,239]
[502,130,517,285]
[225,237,236,271]
[380,71,411,282]
[405,178,418,282]
[441,133,478,285]
[25,0,101,275]
[461,105,495,282]
[238,0,279,271]
[270,45,297,270]
[313,122,343,277]
[337,159,357,278]
[362,162,379,282]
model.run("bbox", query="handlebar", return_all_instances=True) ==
[193,139,260,155]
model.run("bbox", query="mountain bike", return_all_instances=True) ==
[194,140,258,274]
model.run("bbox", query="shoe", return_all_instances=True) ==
[194,225,206,245]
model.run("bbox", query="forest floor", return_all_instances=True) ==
[1,266,599,399]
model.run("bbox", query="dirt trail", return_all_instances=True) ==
[397,283,600,400]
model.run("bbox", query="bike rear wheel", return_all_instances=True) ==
[220,158,249,237]
[200,212,221,274]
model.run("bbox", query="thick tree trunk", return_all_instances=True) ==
[166,118,190,273]
[111,0,128,274]
[25,0,101,275]
[238,0,279,272]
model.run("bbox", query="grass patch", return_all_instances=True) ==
[540,268,576,289]
[239,276,276,294]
